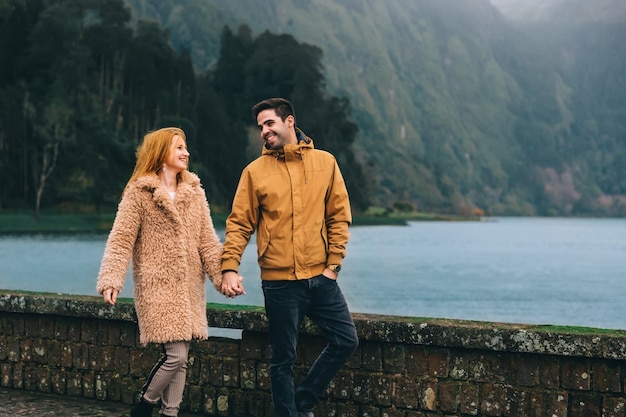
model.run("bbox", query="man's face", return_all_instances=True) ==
[256,109,296,150]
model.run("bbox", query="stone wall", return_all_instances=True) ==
[1,291,626,417]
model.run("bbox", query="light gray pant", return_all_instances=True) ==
[142,340,190,417]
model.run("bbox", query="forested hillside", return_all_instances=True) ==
[126,0,626,216]
[1,0,625,217]
[0,0,368,216]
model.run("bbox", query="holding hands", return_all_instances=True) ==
[221,271,246,298]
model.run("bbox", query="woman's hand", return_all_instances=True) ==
[102,288,119,305]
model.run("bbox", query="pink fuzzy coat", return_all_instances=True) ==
[96,171,223,345]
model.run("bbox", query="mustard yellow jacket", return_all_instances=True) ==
[222,132,351,280]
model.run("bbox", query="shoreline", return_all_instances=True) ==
[0,211,481,234]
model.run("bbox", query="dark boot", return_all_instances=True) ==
[130,398,154,417]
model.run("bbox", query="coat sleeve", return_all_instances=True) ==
[96,188,142,295]
[198,188,224,292]
[325,159,352,267]
[221,168,258,273]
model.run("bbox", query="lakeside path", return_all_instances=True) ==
[0,388,198,417]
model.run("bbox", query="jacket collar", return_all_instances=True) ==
[133,171,200,223]
[261,128,314,158]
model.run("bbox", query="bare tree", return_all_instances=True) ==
[33,100,73,221]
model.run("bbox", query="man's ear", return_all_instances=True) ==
[286,114,295,128]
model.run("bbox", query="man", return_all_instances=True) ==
[221,98,359,417]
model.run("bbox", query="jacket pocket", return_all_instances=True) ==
[257,221,270,260]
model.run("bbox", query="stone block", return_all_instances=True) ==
[570,392,602,417]
[481,383,507,416]
[529,390,568,417]
[230,390,249,416]
[593,361,621,393]
[0,336,7,361]
[10,314,25,335]
[37,366,51,392]
[215,338,240,357]
[360,404,383,416]
[257,361,271,391]
[82,372,95,398]
[194,354,211,385]
[245,391,266,417]
[12,363,23,388]
[19,338,33,362]
[362,341,382,371]
[216,386,230,416]
[65,318,82,342]
[51,369,66,394]
[119,322,138,347]
[81,319,99,344]
[0,363,13,387]
[4,337,19,362]
[512,353,539,387]
[22,365,36,391]
[208,357,223,385]
[392,374,419,409]
[538,356,560,389]
[105,321,121,345]
[419,379,437,411]
[240,359,257,390]
[24,316,39,337]
[428,348,449,378]
[459,381,480,415]
[119,377,136,404]
[487,352,509,384]
[603,396,626,417]
[187,384,203,413]
[66,371,82,396]
[223,356,239,387]
[104,371,122,401]
[383,344,406,373]
[46,340,63,368]
[72,343,89,370]
[380,406,405,417]
[352,371,371,403]
[336,402,359,417]
[562,358,592,391]
[504,386,529,417]
[329,369,353,400]
[240,331,265,359]
[31,338,48,365]
[39,316,55,339]
[202,387,217,416]
[406,345,428,376]
[438,379,459,413]
[371,374,392,406]
[94,373,108,401]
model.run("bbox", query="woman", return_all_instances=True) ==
[96,127,224,417]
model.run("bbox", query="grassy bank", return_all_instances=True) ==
[0,210,479,233]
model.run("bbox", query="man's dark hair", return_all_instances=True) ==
[252,98,296,123]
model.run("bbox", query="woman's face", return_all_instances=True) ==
[164,134,189,173]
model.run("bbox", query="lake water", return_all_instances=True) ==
[1,217,625,330]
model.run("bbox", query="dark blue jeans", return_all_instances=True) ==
[262,275,359,417]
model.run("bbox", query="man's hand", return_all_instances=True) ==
[102,288,119,305]
[221,271,246,298]
[322,268,338,280]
